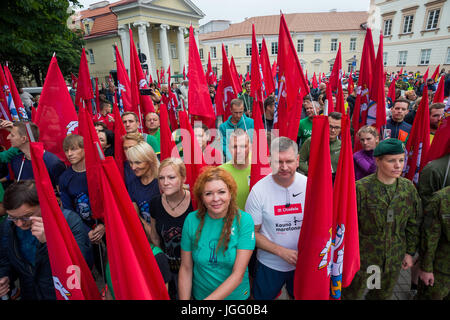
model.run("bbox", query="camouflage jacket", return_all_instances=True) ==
[419,186,450,275]
[418,154,450,208]
[356,174,422,272]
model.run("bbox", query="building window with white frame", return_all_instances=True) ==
[170,43,177,59]
[314,39,321,52]
[383,52,388,66]
[297,39,304,53]
[349,38,356,51]
[398,51,407,66]
[210,46,217,58]
[330,38,337,52]
[199,48,204,60]
[88,49,95,64]
[403,15,414,33]
[156,43,161,59]
[446,47,450,65]
[246,43,252,56]
[426,9,440,30]
[271,42,278,55]
[419,49,431,65]
[383,19,392,36]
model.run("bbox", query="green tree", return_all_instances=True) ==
[0,0,84,86]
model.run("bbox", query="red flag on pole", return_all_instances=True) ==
[95,78,100,114]
[425,116,450,164]
[245,72,250,82]
[159,102,180,161]
[311,72,319,89]
[431,64,440,82]
[167,65,171,86]
[206,52,213,86]
[347,72,354,96]
[30,141,102,300]
[294,116,334,300]
[271,61,277,79]
[78,104,104,220]
[114,45,132,113]
[404,85,430,184]
[219,44,239,120]
[230,56,241,92]
[329,42,342,92]
[250,24,263,103]
[74,48,94,115]
[35,56,79,163]
[71,73,78,88]
[0,65,13,122]
[260,38,275,97]
[388,78,396,102]
[187,25,215,122]
[330,115,360,299]
[335,81,346,114]
[369,32,387,132]
[433,75,445,103]
[183,65,186,80]
[423,67,429,81]
[326,83,335,114]
[112,98,127,179]
[100,157,170,300]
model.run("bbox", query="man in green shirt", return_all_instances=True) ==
[144,112,161,154]
[219,129,251,210]
[298,112,342,179]
[297,98,319,147]
[239,81,253,117]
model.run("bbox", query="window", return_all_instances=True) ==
[170,43,177,59]
[224,45,229,57]
[246,43,252,56]
[403,15,414,33]
[199,48,204,60]
[383,52,388,66]
[383,19,392,36]
[297,39,304,53]
[156,43,161,59]
[314,39,321,52]
[419,49,431,65]
[88,49,95,64]
[426,9,440,30]
[398,51,407,66]
[112,45,116,62]
[210,46,216,58]
[330,39,337,52]
[446,47,450,65]
[271,42,278,55]
[349,38,356,51]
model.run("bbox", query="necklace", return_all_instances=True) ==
[165,190,186,211]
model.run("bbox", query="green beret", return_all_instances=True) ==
[373,138,406,157]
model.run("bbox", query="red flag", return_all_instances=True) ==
[245,72,250,82]
[100,157,169,300]
[433,75,445,103]
[35,56,79,163]
[423,67,429,81]
[399,67,403,76]
[230,56,241,92]
[431,64,440,82]
[294,116,334,300]
[167,65,171,86]
[156,69,160,86]
[78,104,104,220]
[369,32,387,132]
[329,42,342,92]
[347,73,354,96]
[71,73,78,88]
[95,78,100,114]
[187,26,215,121]
[250,24,263,103]
[129,29,155,126]
[112,99,126,179]
[404,85,430,184]
[271,61,277,79]
[219,44,239,120]
[425,116,450,164]
[0,65,13,121]
[3,64,28,120]
[311,72,318,89]
[30,142,101,300]
[330,116,360,299]
[75,48,94,115]
[115,45,132,113]
[159,102,180,161]
[326,83,335,113]
[388,78,396,101]
[318,73,322,85]
[260,38,275,97]
[335,81,345,114]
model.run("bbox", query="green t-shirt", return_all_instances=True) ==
[297,117,313,146]
[145,133,160,154]
[219,162,251,211]
[180,210,255,300]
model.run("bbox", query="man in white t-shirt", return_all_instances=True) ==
[245,136,307,300]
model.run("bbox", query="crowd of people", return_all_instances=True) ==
[0,66,448,301]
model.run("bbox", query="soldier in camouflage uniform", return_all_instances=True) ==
[342,139,422,300]
[416,186,450,300]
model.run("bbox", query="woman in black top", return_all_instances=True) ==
[149,157,193,299]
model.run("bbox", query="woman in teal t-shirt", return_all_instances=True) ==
[178,167,255,300]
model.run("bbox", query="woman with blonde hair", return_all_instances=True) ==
[125,141,160,237]
[178,167,255,300]
[353,125,380,180]
[149,157,193,299]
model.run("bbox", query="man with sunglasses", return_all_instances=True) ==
[0,180,92,300]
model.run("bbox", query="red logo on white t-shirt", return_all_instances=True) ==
[274,204,302,216]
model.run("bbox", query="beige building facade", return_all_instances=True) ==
[71,0,204,83]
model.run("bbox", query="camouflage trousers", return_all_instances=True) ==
[416,271,450,300]
[341,269,401,300]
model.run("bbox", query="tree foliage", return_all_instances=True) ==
[0,0,84,86]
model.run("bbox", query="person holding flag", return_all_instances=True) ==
[245,137,307,300]
[342,139,422,300]
[0,180,92,300]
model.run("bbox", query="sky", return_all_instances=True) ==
[77,0,371,24]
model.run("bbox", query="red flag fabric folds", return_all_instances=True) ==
[294,116,334,300]
[34,56,79,163]
[260,38,275,97]
[159,102,180,161]
[112,100,127,179]
[30,142,101,300]
[425,116,450,164]
[388,78,396,102]
[329,43,342,92]
[115,45,132,113]
[74,48,94,115]
[219,44,239,120]
[433,75,445,103]
[431,64,440,82]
